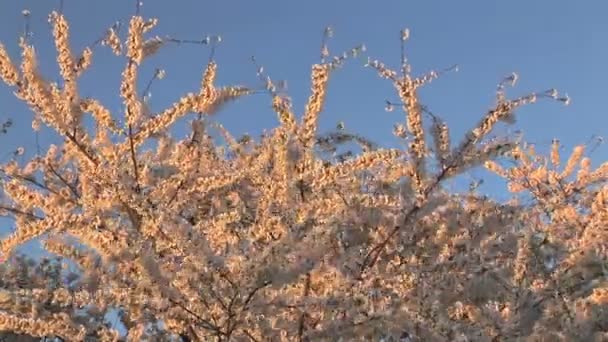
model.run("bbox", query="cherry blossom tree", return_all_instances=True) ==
[0,5,606,341]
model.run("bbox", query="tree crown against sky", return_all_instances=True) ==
[0,2,606,341]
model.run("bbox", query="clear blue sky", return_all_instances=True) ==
[1,0,607,237]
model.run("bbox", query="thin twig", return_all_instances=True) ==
[127,123,140,192]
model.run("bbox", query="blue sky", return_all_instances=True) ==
[1,1,607,236]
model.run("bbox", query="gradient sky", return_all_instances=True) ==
[1,1,607,240]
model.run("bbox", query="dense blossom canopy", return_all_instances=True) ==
[0,6,606,342]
